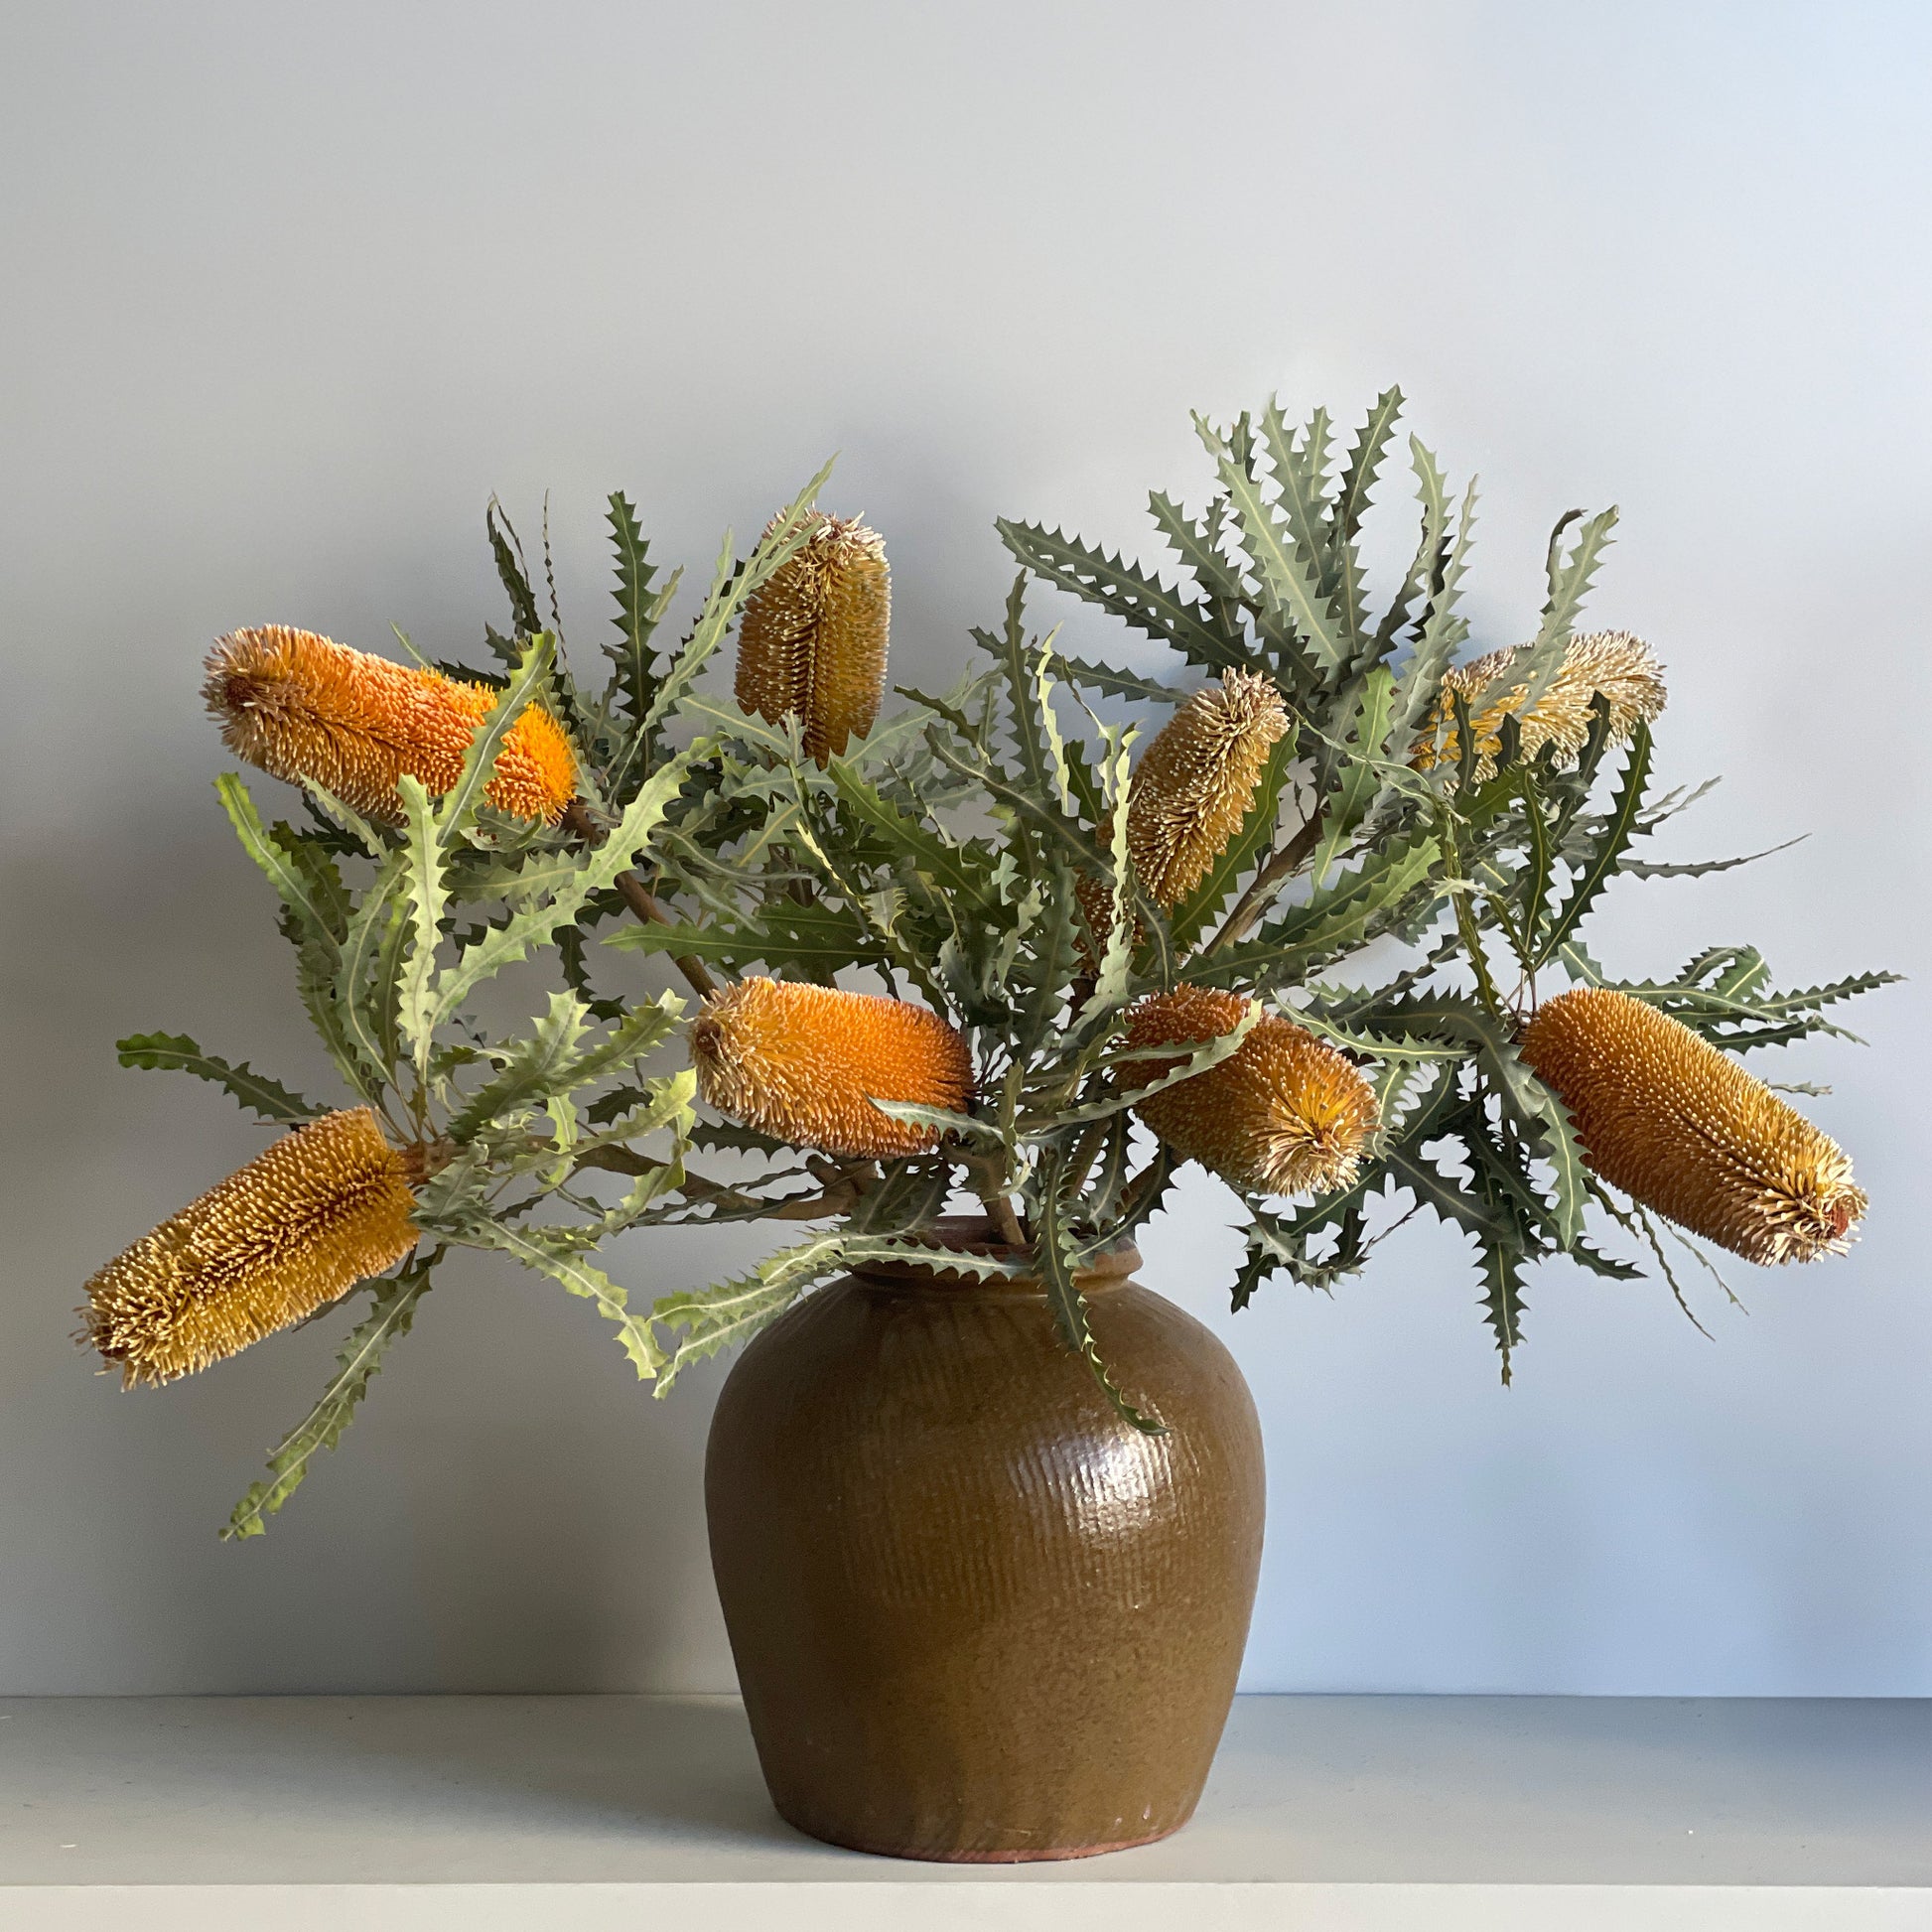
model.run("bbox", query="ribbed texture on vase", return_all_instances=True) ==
[705,1254,1264,1862]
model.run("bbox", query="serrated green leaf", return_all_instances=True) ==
[996,519,1238,668]
[222,1257,433,1540]
[115,1033,320,1123]
[1534,721,1651,968]
[214,775,343,965]
[606,490,683,726]
[446,992,591,1142]
[396,775,447,1071]
[1037,1150,1164,1435]
[486,498,544,636]
[434,745,697,1025]
[435,632,556,845]
[1208,433,1348,678]
[1194,835,1441,988]
[1311,666,1398,885]
[828,756,995,903]
[469,1220,666,1379]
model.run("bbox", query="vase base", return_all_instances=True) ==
[780,1812,1190,1863]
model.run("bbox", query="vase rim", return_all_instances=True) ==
[849,1215,1141,1295]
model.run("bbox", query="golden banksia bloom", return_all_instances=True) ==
[1125,985,1378,1197]
[1127,670,1291,906]
[1520,987,1865,1265]
[1414,629,1666,780]
[690,978,971,1159]
[82,1108,420,1389]
[735,513,891,763]
[205,625,578,825]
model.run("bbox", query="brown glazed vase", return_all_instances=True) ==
[705,1222,1265,1862]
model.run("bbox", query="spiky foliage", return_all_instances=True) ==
[1413,629,1667,780]
[736,512,890,763]
[1521,988,1864,1264]
[101,474,836,1532]
[102,388,1895,1526]
[82,1109,418,1388]
[692,979,973,1157]
[1125,986,1377,1196]
[206,627,579,824]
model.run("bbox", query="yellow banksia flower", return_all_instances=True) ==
[690,978,972,1159]
[735,513,890,763]
[1124,985,1378,1197]
[1520,987,1865,1265]
[1128,670,1291,906]
[1414,629,1666,780]
[206,625,578,825]
[82,1108,420,1389]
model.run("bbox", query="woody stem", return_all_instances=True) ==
[562,798,720,1002]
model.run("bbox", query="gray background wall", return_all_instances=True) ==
[4,0,1927,1696]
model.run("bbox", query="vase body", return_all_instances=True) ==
[704,1231,1265,1862]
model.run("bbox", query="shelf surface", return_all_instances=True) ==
[1,1693,1927,1927]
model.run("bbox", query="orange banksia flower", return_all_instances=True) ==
[1414,629,1666,779]
[1125,985,1378,1197]
[1127,671,1291,907]
[690,978,971,1158]
[735,513,890,763]
[82,1108,420,1389]
[206,626,578,825]
[1520,987,1865,1265]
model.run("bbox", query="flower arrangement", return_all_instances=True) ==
[82,391,1893,1534]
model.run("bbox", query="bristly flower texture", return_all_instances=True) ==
[206,626,579,824]
[1125,985,1379,1197]
[690,978,971,1159]
[1520,987,1865,1264]
[735,512,891,764]
[1414,630,1666,780]
[1128,671,1291,906]
[82,1108,420,1388]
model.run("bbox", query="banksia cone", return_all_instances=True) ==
[1125,985,1378,1197]
[690,978,971,1158]
[206,626,578,824]
[1127,671,1291,906]
[1520,987,1865,1265]
[82,1108,420,1389]
[735,513,890,763]
[1414,629,1666,779]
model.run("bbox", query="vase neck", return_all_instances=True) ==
[848,1217,1141,1295]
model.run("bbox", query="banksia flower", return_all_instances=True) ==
[205,626,578,825]
[1520,987,1865,1265]
[82,1108,420,1389]
[1124,985,1378,1197]
[736,513,890,763]
[1414,629,1666,780]
[690,978,971,1159]
[1126,671,1291,906]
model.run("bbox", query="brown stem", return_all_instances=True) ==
[562,797,721,1001]
[980,1192,1026,1248]
[1200,803,1328,958]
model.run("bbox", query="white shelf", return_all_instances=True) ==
[2,1694,1926,1928]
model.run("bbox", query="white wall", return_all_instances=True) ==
[3,0,1927,1695]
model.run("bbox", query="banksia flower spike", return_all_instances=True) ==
[82,1108,420,1389]
[1126,671,1291,907]
[1125,985,1378,1197]
[1415,629,1666,780]
[735,513,890,763]
[690,978,972,1159]
[206,625,578,825]
[1521,988,1865,1264]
